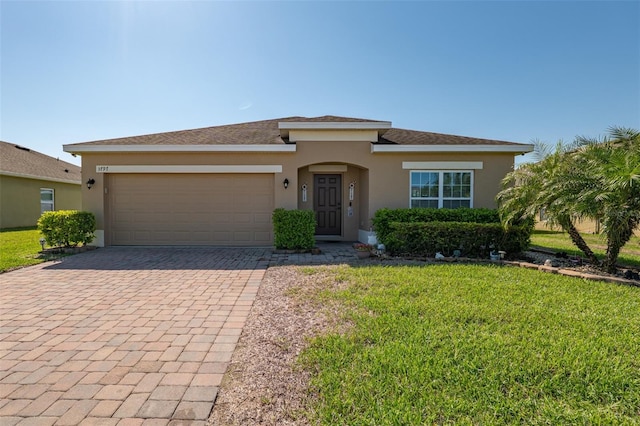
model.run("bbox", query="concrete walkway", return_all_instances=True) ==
[0,244,359,425]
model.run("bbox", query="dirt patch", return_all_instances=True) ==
[208,265,349,426]
[519,249,640,284]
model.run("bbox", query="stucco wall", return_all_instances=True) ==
[0,175,81,229]
[288,141,515,207]
[79,140,517,243]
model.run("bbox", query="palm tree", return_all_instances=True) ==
[570,127,640,272]
[497,142,600,266]
[498,127,640,273]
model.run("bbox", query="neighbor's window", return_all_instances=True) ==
[410,171,472,208]
[40,188,54,214]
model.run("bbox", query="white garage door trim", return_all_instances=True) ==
[97,165,283,173]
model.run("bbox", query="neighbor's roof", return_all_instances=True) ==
[63,115,531,152]
[0,141,81,184]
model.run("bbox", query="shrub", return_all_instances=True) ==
[37,210,96,248]
[373,208,500,244]
[386,221,531,258]
[272,208,316,250]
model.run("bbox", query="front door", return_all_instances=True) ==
[314,174,341,235]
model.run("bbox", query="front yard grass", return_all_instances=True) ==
[531,230,640,268]
[301,264,640,425]
[0,227,45,272]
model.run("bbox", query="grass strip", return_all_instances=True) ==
[301,264,640,425]
[0,227,45,272]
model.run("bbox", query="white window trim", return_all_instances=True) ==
[409,170,474,208]
[402,161,483,170]
[40,188,55,213]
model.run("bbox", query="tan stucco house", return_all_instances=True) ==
[0,141,82,229]
[63,116,533,247]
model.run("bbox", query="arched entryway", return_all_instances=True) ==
[297,163,369,241]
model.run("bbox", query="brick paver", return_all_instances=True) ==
[1,244,359,423]
[0,247,271,423]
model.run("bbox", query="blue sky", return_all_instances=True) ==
[2,1,638,166]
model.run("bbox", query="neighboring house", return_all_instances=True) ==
[0,141,82,229]
[63,116,533,247]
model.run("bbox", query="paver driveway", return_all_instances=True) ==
[0,247,270,425]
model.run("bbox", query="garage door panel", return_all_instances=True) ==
[254,212,271,224]
[192,232,212,242]
[235,213,252,224]
[234,232,251,242]
[254,231,271,243]
[190,212,210,223]
[108,174,274,246]
[212,213,232,223]
[212,231,232,242]
[252,193,273,204]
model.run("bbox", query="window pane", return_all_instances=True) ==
[443,199,471,209]
[40,190,53,201]
[412,199,438,208]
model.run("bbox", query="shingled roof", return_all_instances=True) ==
[64,115,525,148]
[0,141,81,184]
[379,127,523,146]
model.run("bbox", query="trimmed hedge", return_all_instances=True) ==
[272,208,316,250]
[385,221,531,258]
[372,208,500,244]
[373,208,532,258]
[37,210,96,248]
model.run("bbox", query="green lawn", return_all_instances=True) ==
[531,230,640,267]
[0,227,45,272]
[301,264,640,425]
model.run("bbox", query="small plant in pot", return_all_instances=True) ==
[354,243,373,258]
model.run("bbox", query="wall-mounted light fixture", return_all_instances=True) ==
[86,178,96,190]
[283,178,289,189]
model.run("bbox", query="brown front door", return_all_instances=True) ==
[314,174,341,235]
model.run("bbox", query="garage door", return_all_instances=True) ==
[107,174,274,246]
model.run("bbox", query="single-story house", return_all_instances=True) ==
[0,141,82,229]
[63,116,533,247]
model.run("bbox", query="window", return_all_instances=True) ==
[410,171,472,208]
[40,188,54,214]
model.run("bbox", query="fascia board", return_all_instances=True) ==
[278,121,392,130]
[63,144,297,154]
[371,144,534,153]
